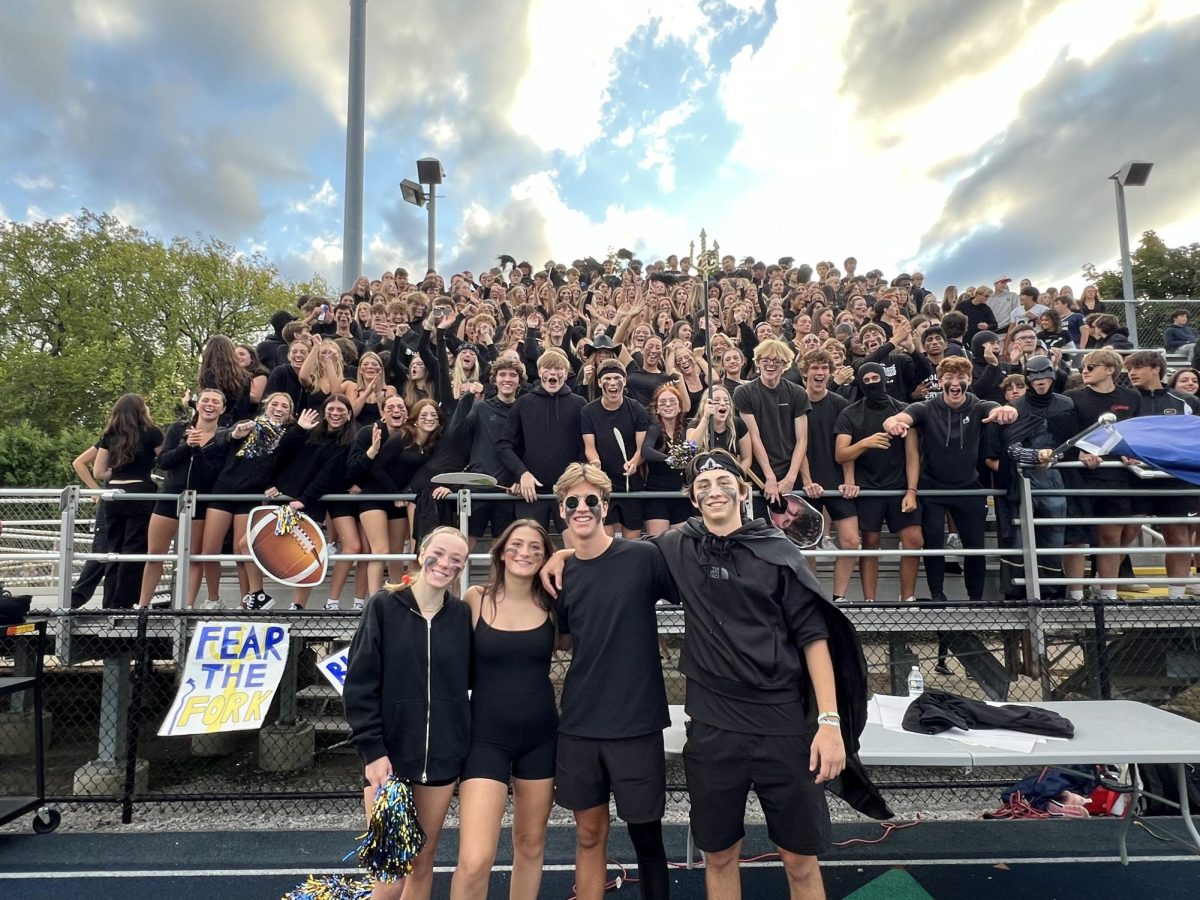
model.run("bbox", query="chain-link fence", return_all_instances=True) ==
[1105,297,1200,354]
[2,599,1197,823]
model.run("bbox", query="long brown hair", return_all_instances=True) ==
[402,398,443,447]
[481,519,555,627]
[199,335,250,402]
[102,394,155,470]
[650,383,687,444]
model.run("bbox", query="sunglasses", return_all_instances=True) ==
[1083,364,1111,372]
[563,494,602,512]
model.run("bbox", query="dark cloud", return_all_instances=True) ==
[913,18,1200,286]
[840,0,1064,117]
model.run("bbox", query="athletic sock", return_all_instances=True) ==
[1101,589,1118,601]
[1068,590,1084,601]
[626,820,669,900]
[1167,586,1186,600]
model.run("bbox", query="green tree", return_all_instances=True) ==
[1084,230,1200,300]
[0,210,326,436]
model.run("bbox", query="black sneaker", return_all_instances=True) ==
[248,591,274,611]
[934,662,952,676]
[931,592,950,603]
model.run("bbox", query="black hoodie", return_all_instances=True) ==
[653,519,892,821]
[496,382,586,488]
[344,586,471,784]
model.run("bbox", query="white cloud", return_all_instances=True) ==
[636,102,697,193]
[110,200,148,228]
[13,175,56,191]
[288,179,338,214]
[72,0,148,42]
[422,116,458,148]
[365,231,411,275]
[612,127,634,148]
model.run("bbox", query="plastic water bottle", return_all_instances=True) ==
[907,665,924,697]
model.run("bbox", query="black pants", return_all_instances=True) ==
[71,499,111,608]
[920,493,987,599]
[101,480,157,610]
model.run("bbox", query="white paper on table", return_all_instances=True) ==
[870,693,1050,753]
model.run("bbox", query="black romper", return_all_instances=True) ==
[461,614,558,782]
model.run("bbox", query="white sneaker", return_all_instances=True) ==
[1184,583,1200,598]
[239,593,254,610]
[199,598,221,611]
[289,602,304,611]
[820,536,838,551]
[352,598,365,612]
[945,533,963,551]
[1125,583,1152,593]
[324,599,341,611]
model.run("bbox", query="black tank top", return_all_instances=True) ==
[471,614,555,697]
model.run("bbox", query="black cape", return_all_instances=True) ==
[904,691,1075,739]
[656,518,893,821]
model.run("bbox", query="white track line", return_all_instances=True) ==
[1,855,1197,879]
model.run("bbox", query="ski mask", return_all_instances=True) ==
[857,362,890,409]
[1023,355,1055,407]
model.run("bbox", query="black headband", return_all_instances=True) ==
[688,451,748,483]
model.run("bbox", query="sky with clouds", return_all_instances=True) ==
[3,0,1199,294]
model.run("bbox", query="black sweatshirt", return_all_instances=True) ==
[496,382,586,487]
[343,587,472,784]
[156,421,230,496]
[905,393,1000,489]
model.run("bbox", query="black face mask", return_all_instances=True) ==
[1025,382,1053,407]
[858,364,890,408]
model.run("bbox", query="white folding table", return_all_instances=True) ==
[663,699,1200,865]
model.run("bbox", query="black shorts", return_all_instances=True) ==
[1133,491,1197,519]
[514,499,565,534]
[856,494,919,533]
[204,499,259,516]
[152,498,210,520]
[642,496,693,524]
[604,497,644,530]
[1065,492,1132,543]
[358,501,408,520]
[808,495,857,522]
[467,493,517,539]
[683,720,831,856]
[462,732,557,783]
[555,731,665,823]
[326,501,359,520]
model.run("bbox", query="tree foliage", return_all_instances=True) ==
[0,210,328,436]
[1084,230,1200,301]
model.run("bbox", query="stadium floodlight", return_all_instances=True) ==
[400,179,426,208]
[1108,160,1154,347]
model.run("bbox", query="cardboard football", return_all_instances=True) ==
[246,505,329,587]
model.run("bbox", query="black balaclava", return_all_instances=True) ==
[858,362,890,408]
[1023,355,1055,407]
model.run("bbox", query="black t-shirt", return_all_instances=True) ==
[833,399,909,489]
[955,298,998,336]
[580,397,651,490]
[1065,384,1141,484]
[733,378,811,480]
[99,425,164,481]
[805,392,850,488]
[556,539,676,739]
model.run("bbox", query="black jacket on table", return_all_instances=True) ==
[343,586,472,784]
[653,519,892,821]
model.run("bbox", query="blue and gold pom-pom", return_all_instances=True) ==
[281,873,372,900]
[275,504,302,536]
[282,778,425,898]
[355,776,426,883]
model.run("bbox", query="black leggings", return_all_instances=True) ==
[626,819,668,900]
[920,493,987,599]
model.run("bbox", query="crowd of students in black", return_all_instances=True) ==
[68,254,1200,612]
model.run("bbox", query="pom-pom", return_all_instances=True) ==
[665,438,699,471]
[236,416,289,460]
[356,777,426,883]
[281,873,373,900]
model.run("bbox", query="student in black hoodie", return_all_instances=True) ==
[496,348,585,538]
[446,355,524,550]
[256,310,295,369]
[883,357,1018,602]
[344,526,472,900]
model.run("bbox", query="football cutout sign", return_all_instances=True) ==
[247,505,329,587]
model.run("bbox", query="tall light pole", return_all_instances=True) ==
[1109,160,1153,348]
[416,158,444,275]
[341,0,367,292]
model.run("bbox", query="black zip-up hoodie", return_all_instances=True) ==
[496,382,585,487]
[343,586,471,784]
[447,392,517,483]
[905,392,1000,489]
[654,519,892,821]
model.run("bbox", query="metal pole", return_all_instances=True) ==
[341,0,367,292]
[426,186,437,275]
[1113,178,1139,348]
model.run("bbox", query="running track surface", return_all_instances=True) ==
[1,819,1198,899]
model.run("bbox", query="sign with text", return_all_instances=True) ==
[159,622,290,736]
[317,645,350,695]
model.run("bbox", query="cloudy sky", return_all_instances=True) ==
[3,0,1199,294]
